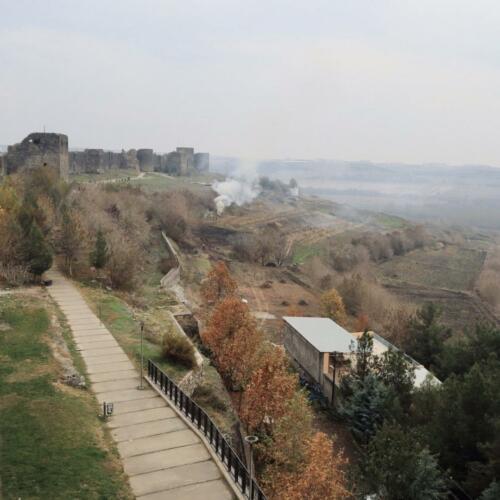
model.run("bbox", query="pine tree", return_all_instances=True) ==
[90,229,108,269]
[340,374,389,444]
[21,222,53,278]
[480,481,500,500]
[364,423,447,499]
[354,329,374,380]
[406,303,451,369]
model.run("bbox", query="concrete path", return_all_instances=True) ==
[45,269,234,500]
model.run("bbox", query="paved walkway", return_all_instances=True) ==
[46,269,233,500]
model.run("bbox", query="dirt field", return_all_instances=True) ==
[385,282,499,332]
[231,262,321,318]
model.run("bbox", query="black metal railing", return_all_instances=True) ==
[147,360,266,500]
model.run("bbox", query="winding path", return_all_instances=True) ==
[45,269,234,500]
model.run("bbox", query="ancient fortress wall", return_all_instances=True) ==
[0,132,209,177]
[2,133,69,180]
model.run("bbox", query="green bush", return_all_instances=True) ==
[192,383,228,412]
[162,331,196,368]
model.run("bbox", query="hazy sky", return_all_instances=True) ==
[1,1,500,165]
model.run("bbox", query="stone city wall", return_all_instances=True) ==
[1,132,209,177]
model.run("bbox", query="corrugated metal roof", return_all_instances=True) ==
[283,316,357,353]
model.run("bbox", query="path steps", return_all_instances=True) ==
[46,269,234,500]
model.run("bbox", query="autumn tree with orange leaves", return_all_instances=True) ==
[202,296,262,390]
[258,390,313,471]
[355,312,370,332]
[321,288,348,326]
[201,261,237,304]
[240,346,297,433]
[268,432,351,500]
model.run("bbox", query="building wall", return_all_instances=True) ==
[283,324,322,383]
[322,374,334,404]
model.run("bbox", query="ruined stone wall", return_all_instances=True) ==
[2,132,208,178]
[3,133,69,180]
[69,149,131,173]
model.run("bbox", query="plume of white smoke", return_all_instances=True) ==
[212,158,261,214]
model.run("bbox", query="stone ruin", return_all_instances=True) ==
[0,132,210,178]
[1,132,70,180]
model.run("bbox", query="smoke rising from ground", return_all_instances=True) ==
[212,159,261,214]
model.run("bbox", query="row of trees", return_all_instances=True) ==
[327,225,428,272]
[200,262,350,499]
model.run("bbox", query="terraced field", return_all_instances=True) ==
[376,245,486,291]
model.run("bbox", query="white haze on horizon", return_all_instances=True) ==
[2,1,500,166]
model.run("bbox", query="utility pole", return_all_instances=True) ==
[137,321,145,390]
[245,435,259,499]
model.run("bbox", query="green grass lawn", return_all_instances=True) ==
[0,295,132,500]
[292,242,323,265]
[69,168,139,183]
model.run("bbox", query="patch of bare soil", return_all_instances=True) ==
[312,410,361,467]
[0,322,11,332]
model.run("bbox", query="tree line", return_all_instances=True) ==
[337,303,500,499]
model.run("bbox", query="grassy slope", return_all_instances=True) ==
[376,245,486,291]
[69,168,139,183]
[0,295,131,500]
[132,173,216,193]
[79,286,189,382]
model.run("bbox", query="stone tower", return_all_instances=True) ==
[176,147,194,176]
[136,148,154,172]
[3,132,69,180]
